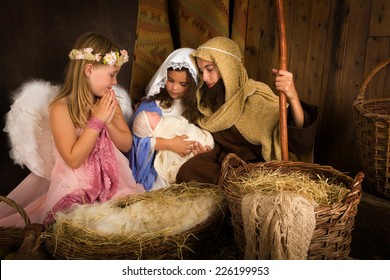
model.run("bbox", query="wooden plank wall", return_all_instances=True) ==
[244,0,390,177]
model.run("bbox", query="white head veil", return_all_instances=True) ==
[145,48,198,97]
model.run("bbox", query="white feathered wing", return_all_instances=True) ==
[4,80,59,180]
[112,84,133,122]
[4,80,132,181]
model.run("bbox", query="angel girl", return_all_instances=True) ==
[0,32,143,227]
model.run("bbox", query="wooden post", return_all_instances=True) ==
[276,0,289,161]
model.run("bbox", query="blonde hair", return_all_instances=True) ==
[52,32,121,128]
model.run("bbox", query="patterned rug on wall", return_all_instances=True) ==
[178,0,248,60]
[130,0,174,104]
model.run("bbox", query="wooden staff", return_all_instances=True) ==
[276,0,289,161]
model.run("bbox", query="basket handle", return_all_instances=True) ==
[342,171,364,204]
[219,153,249,188]
[356,58,390,103]
[0,195,31,226]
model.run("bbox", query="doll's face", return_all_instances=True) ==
[145,111,161,130]
[165,69,189,99]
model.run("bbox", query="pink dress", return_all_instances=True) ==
[0,131,144,228]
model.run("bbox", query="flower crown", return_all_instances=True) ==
[68,48,129,66]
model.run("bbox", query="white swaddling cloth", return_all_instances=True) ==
[133,111,214,188]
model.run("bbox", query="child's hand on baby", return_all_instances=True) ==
[170,135,196,157]
[192,142,212,156]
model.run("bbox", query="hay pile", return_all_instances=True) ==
[227,167,350,207]
[45,183,226,259]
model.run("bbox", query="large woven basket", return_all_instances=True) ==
[219,153,363,260]
[44,183,227,260]
[353,58,390,199]
[0,196,30,249]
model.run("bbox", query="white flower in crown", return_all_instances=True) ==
[75,53,84,60]
[103,51,118,66]
[84,48,93,54]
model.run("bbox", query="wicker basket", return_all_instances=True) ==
[353,58,390,199]
[44,183,227,260]
[0,196,30,248]
[219,153,364,260]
